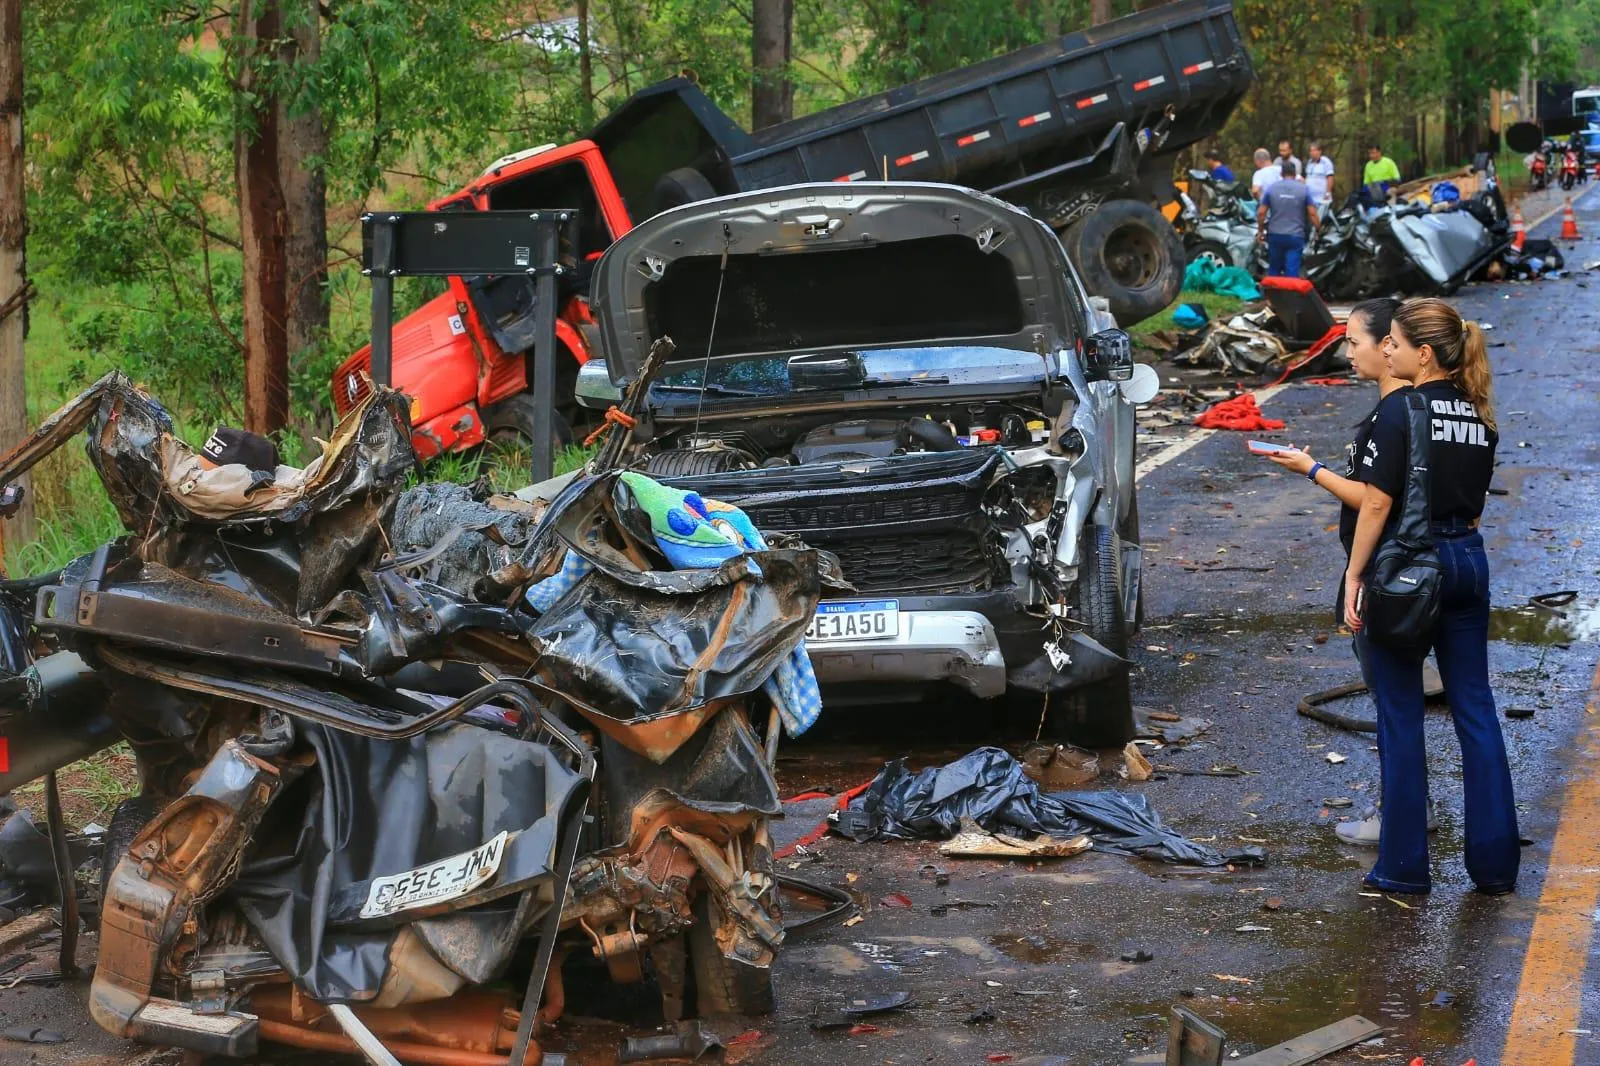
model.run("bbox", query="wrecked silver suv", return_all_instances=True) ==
[576,183,1158,744]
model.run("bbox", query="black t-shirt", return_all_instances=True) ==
[1360,380,1497,525]
[1338,399,1386,554]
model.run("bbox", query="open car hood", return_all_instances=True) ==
[589,182,1086,386]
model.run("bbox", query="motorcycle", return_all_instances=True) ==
[1177,168,1266,274]
[0,363,819,1059]
[1530,140,1552,192]
[1561,148,1580,191]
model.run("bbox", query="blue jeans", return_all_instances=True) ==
[1266,232,1304,277]
[1356,529,1519,893]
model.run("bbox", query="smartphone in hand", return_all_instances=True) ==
[1247,440,1293,455]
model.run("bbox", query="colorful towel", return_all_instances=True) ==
[526,473,822,736]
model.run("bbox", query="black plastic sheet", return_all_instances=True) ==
[834,747,1263,867]
[229,721,585,1002]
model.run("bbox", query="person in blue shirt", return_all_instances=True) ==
[1204,149,1235,185]
[1256,160,1318,277]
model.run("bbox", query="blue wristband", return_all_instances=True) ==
[1306,461,1324,482]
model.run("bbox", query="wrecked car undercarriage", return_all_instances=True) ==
[0,365,819,1062]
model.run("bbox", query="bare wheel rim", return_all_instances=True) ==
[1103,223,1163,290]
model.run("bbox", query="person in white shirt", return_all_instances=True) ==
[1304,141,1336,204]
[1250,148,1281,200]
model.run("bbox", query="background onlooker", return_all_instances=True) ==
[1257,159,1318,277]
[1250,148,1281,199]
[1204,149,1235,185]
[1362,144,1402,195]
[1304,141,1336,204]
[1276,139,1303,178]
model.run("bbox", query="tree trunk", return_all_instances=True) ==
[235,0,290,435]
[1090,0,1112,25]
[277,0,327,368]
[1345,2,1368,200]
[751,0,793,130]
[0,0,33,545]
[577,0,595,128]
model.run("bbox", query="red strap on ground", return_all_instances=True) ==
[1194,393,1286,431]
[1305,376,1357,386]
[775,780,873,858]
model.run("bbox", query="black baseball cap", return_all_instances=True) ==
[201,427,280,472]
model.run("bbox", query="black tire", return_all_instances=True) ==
[1185,238,1233,270]
[482,393,573,459]
[689,895,774,1016]
[1042,524,1134,748]
[100,795,165,907]
[1062,199,1185,326]
[652,167,718,217]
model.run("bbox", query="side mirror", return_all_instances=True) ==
[1081,328,1134,383]
[574,360,621,409]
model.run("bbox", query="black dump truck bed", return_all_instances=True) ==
[591,0,1251,221]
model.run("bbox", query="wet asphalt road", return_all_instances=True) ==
[7,186,1600,1066]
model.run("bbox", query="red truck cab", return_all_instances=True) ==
[332,140,633,459]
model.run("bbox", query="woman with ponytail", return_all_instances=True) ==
[1343,297,1517,896]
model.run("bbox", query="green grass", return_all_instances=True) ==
[1129,289,1247,342]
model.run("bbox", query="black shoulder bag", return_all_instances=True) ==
[1362,391,1443,646]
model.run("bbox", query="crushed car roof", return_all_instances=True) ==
[589,182,1087,385]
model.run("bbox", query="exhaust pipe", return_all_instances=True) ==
[0,652,117,796]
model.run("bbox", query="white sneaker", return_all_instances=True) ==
[1334,804,1438,847]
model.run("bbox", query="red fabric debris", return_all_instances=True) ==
[1306,376,1357,386]
[775,781,874,858]
[1195,393,1286,432]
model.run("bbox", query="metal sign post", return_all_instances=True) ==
[361,209,578,482]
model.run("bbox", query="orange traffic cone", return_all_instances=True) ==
[1509,203,1527,250]
[1561,197,1581,240]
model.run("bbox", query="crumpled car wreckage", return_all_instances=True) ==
[0,369,819,1062]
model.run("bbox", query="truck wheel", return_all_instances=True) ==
[652,167,718,216]
[1185,239,1232,271]
[689,896,775,1015]
[100,794,165,907]
[1043,524,1134,748]
[482,393,573,460]
[1064,200,1184,326]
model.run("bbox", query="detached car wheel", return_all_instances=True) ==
[689,895,775,1015]
[1064,200,1185,326]
[1044,524,1135,748]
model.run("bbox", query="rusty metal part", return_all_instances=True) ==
[620,1019,722,1062]
[256,1018,522,1066]
[568,699,722,764]
[0,372,119,489]
[42,772,77,976]
[647,934,688,1024]
[329,1004,405,1066]
[535,949,567,1027]
[91,739,301,1044]
[667,827,783,967]
[507,781,589,1066]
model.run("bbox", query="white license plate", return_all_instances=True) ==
[360,831,509,919]
[806,599,900,643]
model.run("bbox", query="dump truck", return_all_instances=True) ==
[332,0,1253,458]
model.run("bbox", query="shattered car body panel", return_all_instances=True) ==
[0,370,808,1056]
[580,183,1151,731]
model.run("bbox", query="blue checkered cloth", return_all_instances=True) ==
[524,501,821,737]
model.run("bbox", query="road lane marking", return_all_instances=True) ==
[1133,382,1291,482]
[1502,658,1600,1066]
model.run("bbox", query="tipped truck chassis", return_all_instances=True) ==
[331,0,1252,458]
